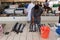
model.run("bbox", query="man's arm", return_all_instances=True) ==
[31,8,34,25]
[41,7,43,15]
[37,7,43,19]
[39,7,43,16]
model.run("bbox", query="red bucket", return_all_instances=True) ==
[40,25,50,39]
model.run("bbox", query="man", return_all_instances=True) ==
[44,0,49,13]
[29,5,43,32]
[24,3,29,14]
[27,2,35,23]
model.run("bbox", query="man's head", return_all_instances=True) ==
[45,0,48,2]
[34,5,39,10]
[34,5,39,12]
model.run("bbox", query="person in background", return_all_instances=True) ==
[44,0,49,13]
[27,1,35,23]
[24,3,29,8]
[39,2,42,7]
[29,4,43,32]
[24,3,29,15]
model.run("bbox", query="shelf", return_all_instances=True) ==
[1,0,46,2]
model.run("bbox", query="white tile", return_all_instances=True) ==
[0,35,9,40]
[13,33,20,40]
[27,32,33,40]
[32,32,40,40]
[7,32,16,40]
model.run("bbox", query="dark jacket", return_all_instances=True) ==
[31,7,43,18]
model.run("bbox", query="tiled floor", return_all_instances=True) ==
[0,22,59,40]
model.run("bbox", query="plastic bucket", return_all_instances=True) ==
[40,25,50,39]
